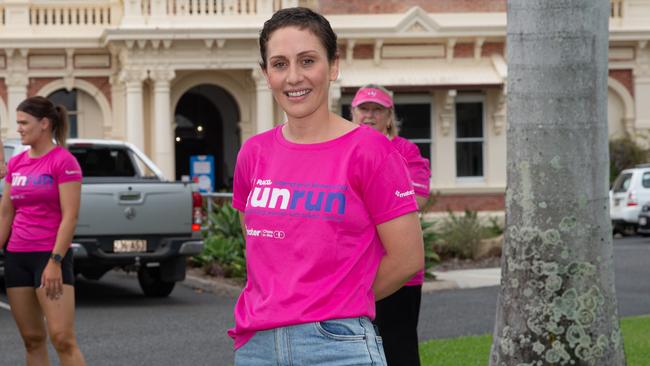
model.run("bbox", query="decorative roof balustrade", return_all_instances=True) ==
[0,0,298,31]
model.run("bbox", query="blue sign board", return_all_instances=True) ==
[190,155,215,193]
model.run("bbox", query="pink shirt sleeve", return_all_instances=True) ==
[362,150,418,225]
[232,145,252,212]
[55,153,83,184]
[402,142,430,197]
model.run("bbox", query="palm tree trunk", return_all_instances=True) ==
[490,1,626,365]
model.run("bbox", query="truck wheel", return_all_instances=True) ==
[138,267,176,297]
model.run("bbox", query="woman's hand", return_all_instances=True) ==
[41,260,64,300]
[0,161,6,179]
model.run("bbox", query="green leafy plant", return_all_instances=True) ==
[421,217,440,278]
[192,201,246,279]
[609,136,650,184]
[484,216,504,238]
[437,210,484,260]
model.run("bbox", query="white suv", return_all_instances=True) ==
[610,165,650,234]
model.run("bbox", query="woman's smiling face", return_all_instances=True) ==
[262,26,339,121]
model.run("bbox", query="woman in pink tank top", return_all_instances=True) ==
[1,96,86,365]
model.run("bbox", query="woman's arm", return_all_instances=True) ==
[239,212,246,237]
[41,181,81,299]
[373,211,424,300]
[52,181,81,256]
[0,182,16,249]
[0,140,6,179]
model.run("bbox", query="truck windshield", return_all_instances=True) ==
[69,146,136,177]
[3,146,14,162]
[130,152,159,179]
[612,172,633,193]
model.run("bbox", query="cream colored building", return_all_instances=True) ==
[0,0,647,210]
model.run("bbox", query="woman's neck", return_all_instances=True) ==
[29,139,56,158]
[284,111,355,144]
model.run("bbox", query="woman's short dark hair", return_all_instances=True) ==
[16,96,69,146]
[259,7,338,69]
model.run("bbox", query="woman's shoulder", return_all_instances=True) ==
[348,126,401,174]
[7,149,29,169]
[391,135,416,149]
[52,146,78,160]
[8,149,28,163]
[391,136,423,158]
[353,124,394,152]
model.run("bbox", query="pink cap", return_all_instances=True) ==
[351,87,393,108]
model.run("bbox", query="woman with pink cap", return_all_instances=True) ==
[352,84,431,366]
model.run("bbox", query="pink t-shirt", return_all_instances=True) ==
[391,136,431,286]
[5,146,82,252]
[229,124,418,349]
[391,136,430,198]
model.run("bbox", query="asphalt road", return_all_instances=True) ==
[0,236,648,365]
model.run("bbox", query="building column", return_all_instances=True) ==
[6,78,28,139]
[634,43,650,130]
[4,48,29,139]
[119,68,148,152]
[150,68,176,181]
[634,74,650,130]
[251,68,274,133]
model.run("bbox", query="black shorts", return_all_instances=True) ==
[374,285,422,366]
[4,250,75,288]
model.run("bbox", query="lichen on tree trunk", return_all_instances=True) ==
[490,1,626,365]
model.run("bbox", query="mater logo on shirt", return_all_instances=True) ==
[395,189,415,198]
[246,227,285,239]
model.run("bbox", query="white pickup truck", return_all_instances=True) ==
[1,139,204,297]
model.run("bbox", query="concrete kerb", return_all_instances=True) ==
[181,268,504,296]
[182,269,243,297]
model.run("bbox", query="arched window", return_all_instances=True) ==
[48,89,78,138]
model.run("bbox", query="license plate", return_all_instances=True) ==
[614,199,621,207]
[640,217,647,226]
[113,239,147,253]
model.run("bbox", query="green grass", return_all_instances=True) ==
[419,315,650,366]
[420,334,492,366]
[622,315,650,366]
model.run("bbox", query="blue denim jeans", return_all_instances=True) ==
[234,317,387,366]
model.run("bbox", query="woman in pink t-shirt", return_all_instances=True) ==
[352,84,432,366]
[1,96,86,365]
[231,7,424,366]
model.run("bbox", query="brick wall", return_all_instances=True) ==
[27,77,111,105]
[482,42,505,57]
[354,44,374,59]
[317,0,506,14]
[609,69,634,97]
[80,77,112,105]
[453,43,473,58]
[430,193,505,212]
[28,77,58,97]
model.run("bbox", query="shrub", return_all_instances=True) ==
[484,216,504,238]
[436,210,505,260]
[421,217,440,278]
[437,210,484,260]
[610,137,650,184]
[192,201,246,279]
